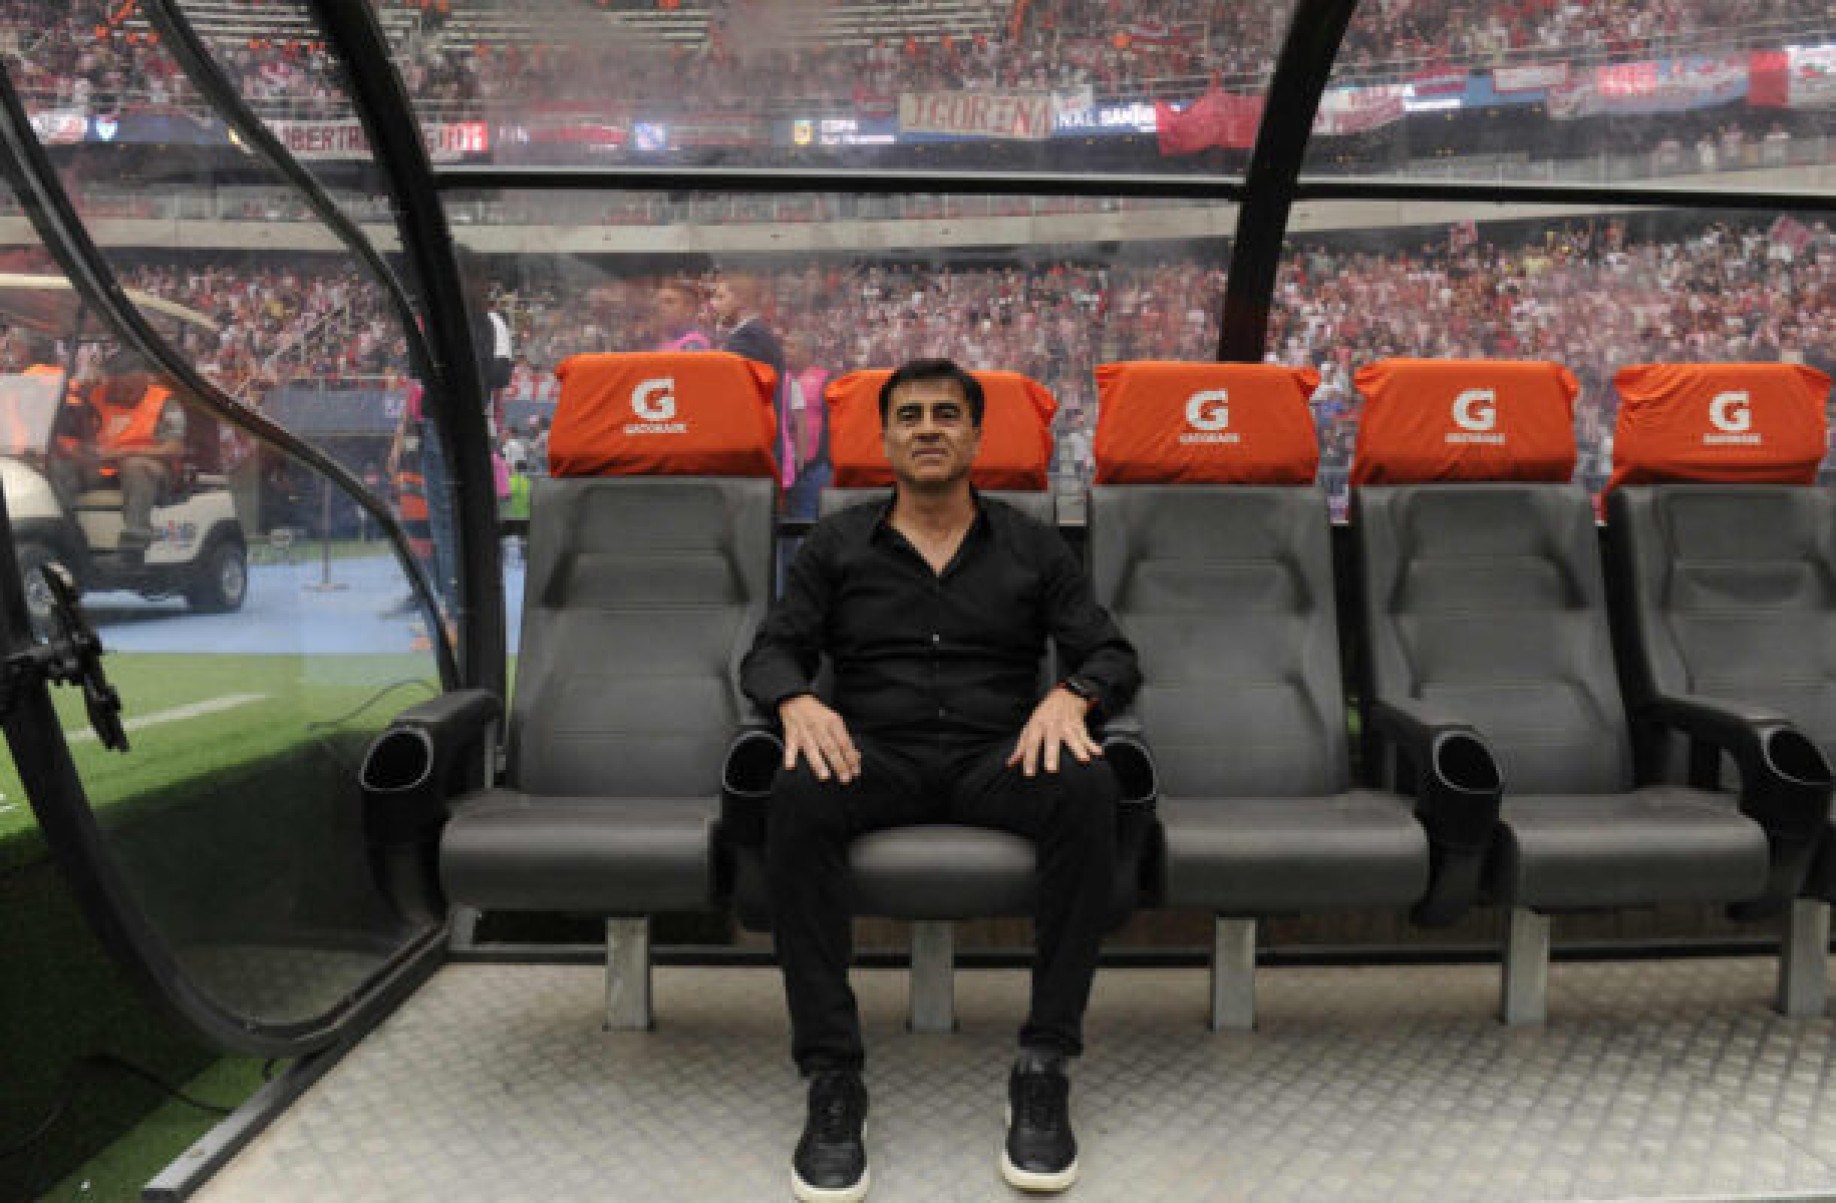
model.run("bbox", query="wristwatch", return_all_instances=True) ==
[1058,674,1102,710]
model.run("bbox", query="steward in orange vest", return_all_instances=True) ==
[90,357,188,547]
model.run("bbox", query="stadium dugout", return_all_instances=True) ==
[7,1,1836,1201]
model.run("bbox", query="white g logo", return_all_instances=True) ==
[1452,388,1497,432]
[631,377,676,422]
[1185,389,1230,431]
[1709,390,1752,434]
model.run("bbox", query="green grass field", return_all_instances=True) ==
[0,652,442,860]
[0,650,445,1200]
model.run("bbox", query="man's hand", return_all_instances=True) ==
[1007,686,1102,777]
[779,694,862,784]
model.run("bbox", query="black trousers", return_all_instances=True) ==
[767,734,1119,1074]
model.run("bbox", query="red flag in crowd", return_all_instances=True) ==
[1154,83,1264,156]
[1769,215,1813,254]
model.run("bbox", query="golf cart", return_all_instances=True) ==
[0,274,246,630]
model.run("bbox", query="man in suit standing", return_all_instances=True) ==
[712,273,788,473]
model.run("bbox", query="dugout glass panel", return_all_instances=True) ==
[8,4,477,650]
[399,0,1298,177]
[446,186,1236,511]
[1264,202,1836,518]
[1300,0,1836,189]
[0,146,450,1042]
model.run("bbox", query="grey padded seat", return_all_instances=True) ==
[1093,486,1429,917]
[731,487,1149,925]
[1605,483,1836,1011]
[1355,483,1771,919]
[1606,485,1836,780]
[821,487,1058,918]
[441,475,774,915]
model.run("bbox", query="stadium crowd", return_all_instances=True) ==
[4,0,1832,122]
[77,212,1832,488]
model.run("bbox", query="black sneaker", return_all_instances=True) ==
[1002,1051,1078,1192]
[792,1069,869,1202]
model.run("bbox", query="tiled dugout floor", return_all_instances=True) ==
[191,958,1836,1202]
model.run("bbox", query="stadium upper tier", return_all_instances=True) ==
[3,0,1830,160]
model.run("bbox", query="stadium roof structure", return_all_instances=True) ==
[1,3,1836,1200]
[0,273,219,338]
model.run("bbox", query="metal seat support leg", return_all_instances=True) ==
[606,917,652,1031]
[1211,917,1257,1031]
[909,920,955,1033]
[1777,898,1830,1018]
[1502,907,1550,1026]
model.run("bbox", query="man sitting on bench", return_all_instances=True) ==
[741,358,1140,1202]
[86,352,187,550]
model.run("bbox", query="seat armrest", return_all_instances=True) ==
[1644,694,1833,844]
[1368,698,1503,928]
[1096,713,1158,811]
[720,716,783,849]
[359,688,503,924]
[1367,699,1502,854]
[1645,693,1833,916]
[389,688,504,753]
[363,687,502,803]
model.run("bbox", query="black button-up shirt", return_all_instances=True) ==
[741,493,1140,741]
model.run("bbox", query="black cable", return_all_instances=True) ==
[304,678,438,733]
[0,1053,235,1162]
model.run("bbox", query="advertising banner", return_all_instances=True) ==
[265,119,491,161]
[1552,54,1748,119]
[1785,46,1836,108]
[28,108,86,145]
[898,91,1055,140]
[111,111,228,146]
[1492,63,1569,93]
[1052,99,1157,135]
[1313,84,1407,136]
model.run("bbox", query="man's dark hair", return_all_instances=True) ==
[877,358,984,427]
[102,348,149,377]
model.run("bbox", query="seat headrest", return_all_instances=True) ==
[1606,362,1831,492]
[825,369,1058,489]
[547,352,779,479]
[1349,358,1578,486]
[1092,361,1320,485]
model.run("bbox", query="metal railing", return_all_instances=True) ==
[4,133,1825,229]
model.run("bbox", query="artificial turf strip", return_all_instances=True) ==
[0,854,218,1203]
[34,1058,273,1203]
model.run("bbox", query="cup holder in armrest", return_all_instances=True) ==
[1101,734,1158,810]
[1764,728,1833,792]
[359,725,445,923]
[721,728,784,848]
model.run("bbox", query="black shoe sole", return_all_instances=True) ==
[1001,1104,1078,1192]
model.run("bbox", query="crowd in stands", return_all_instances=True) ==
[1269,216,1836,481]
[80,213,1832,491]
[4,0,1832,125]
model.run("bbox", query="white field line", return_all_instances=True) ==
[64,693,270,744]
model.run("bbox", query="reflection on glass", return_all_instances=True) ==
[1267,209,1836,513]
[80,456,446,1024]
[3,9,471,639]
[444,191,1230,506]
[0,238,442,1029]
[1307,0,1834,183]
[0,338,443,1024]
